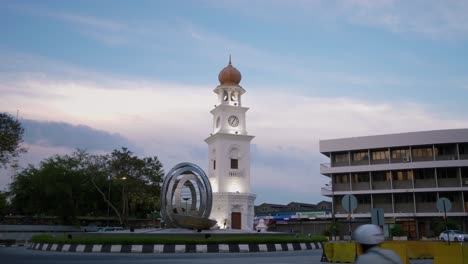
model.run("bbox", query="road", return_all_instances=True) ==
[1,246,433,264]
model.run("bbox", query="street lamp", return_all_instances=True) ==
[107,175,111,227]
[121,176,128,227]
[325,183,336,240]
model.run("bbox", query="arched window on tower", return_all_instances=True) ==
[230,91,237,102]
[223,91,228,102]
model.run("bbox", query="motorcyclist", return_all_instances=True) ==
[353,224,403,264]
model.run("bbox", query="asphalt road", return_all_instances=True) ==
[0,247,433,264]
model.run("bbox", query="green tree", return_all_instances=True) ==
[106,148,164,226]
[0,191,8,220]
[9,151,102,224]
[9,148,164,226]
[0,113,26,168]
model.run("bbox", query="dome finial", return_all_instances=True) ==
[218,55,242,85]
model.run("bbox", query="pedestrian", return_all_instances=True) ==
[353,224,403,264]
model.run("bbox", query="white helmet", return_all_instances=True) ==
[353,224,384,245]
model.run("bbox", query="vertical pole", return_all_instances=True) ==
[377,209,380,227]
[444,201,450,245]
[348,197,352,242]
[107,178,111,227]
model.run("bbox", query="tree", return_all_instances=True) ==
[106,148,164,226]
[8,148,164,226]
[9,152,103,224]
[0,191,8,220]
[0,113,25,168]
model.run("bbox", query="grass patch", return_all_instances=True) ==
[32,234,326,245]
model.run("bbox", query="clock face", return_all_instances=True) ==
[216,117,220,128]
[228,115,239,127]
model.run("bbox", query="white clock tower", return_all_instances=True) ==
[205,58,256,230]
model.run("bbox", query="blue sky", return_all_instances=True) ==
[1,0,468,204]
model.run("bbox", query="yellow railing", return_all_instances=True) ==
[323,241,468,264]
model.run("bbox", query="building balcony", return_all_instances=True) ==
[412,156,434,162]
[416,202,437,213]
[394,203,414,214]
[334,183,350,191]
[355,204,371,214]
[372,181,391,190]
[351,160,369,166]
[352,182,370,191]
[228,169,244,177]
[372,203,393,214]
[321,187,332,196]
[331,161,348,167]
[414,179,436,188]
[435,155,458,161]
[438,178,460,187]
[392,180,412,189]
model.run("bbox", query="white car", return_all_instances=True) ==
[439,230,468,242]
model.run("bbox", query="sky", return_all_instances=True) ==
[1,0,468,205]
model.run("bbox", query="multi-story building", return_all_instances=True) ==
[320,129,468,239]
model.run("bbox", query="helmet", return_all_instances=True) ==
[353,224,384,245]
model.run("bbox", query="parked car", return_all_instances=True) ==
[439,230,468,242]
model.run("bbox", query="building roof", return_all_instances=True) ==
[218,56,242,85]
[320,129,468,154]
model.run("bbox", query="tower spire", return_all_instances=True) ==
[229,54,231,65]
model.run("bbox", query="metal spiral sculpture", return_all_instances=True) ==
[160,162,216,229]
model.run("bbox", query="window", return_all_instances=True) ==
[213,160,216,170]
[372,171,391,182]
[356,195,371,204]
[416,193,436,203]
[437,167,457,179]
[352,151,368,161]
[333,173,349,184]
[223,91,228,101]
[231,158,238,169]
[372,150,389,161]
[394,193,413,203]
[412,146,433,159]
[391,148,410,159]
[440,193,457,202]
[392,170,413,181]
[333,152,349,162]
[414,169,435,180]
[352,172,369,183]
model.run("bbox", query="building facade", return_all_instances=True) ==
[205,58,256,230]
[320,129,468,238]
[254,201,332,235]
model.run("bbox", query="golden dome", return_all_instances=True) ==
[218,56,242,85]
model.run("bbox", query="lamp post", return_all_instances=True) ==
[107,175,111,227]
[326,183,336,240]
[121,176,127,227]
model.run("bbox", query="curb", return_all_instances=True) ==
[29,242,323,253]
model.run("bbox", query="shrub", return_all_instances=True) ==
[390,224,406,237]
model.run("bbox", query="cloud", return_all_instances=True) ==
[10,4,130,46]
[206,0,468,39]
[21,119,138,153]
[2,54,468,204]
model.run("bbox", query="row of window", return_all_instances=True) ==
[333,167,468,184]
[334,192,465,205]
[331,143,468,166]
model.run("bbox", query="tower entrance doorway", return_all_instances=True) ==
[231,212,241,229]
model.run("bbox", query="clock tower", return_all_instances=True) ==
[205,57,256,230]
